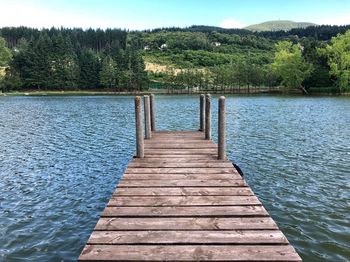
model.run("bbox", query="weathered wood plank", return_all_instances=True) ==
[79,245,302,261]
[143,155,218,159]
[144,141,214,144]
[149,134,205,138]
[146,139,207,142]
[88,230,288,244]
[144,150,217,155]
[95,217,278,230]
[128,162,233,168]
[113,187,253,196]
[125,167,237,174]
[151,135,205,139]
[122,173,241,180]
[153,130,203,134]
[78,130,302,262]
[118,179,246,187]
[108,195,261,206]
[145,143,217,149]
[132,158,231,163]
[102,205,267,217]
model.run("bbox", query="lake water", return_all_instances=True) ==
[0,95,349,261]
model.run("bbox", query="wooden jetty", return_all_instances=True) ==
[79,95,302,261]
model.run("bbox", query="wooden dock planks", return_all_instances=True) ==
[79,131,302,261]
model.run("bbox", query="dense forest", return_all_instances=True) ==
[0,28,147,92]
[0,24,350,93]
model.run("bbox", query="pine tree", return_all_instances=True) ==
[99,55,117,89]
[125,43,148,91]
[9,38,33,89]
[32,32,52,89]
[50,33,79,89]
[78,48,101,89]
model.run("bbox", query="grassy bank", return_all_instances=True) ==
[1,88,284,96]
[1,87,346,96]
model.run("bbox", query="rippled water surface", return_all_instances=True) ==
[0,95,349,261]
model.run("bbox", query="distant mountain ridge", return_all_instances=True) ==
[245,20,317,32]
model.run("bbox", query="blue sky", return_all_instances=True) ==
[1,0,349,29]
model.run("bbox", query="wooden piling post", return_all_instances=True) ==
[135,96,144,158]
[205,94,211,140]
[150,94,156,131]
[144,95,151,139]
[199,94,205,131]
[218,96,226,160]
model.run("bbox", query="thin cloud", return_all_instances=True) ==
[220,18,245,29]
[316,14,350,26]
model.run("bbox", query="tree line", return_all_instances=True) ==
[146,24,350,41]
[0,27,127,51]
[150,62,279,93]
[0,27,147,92]
[1,25,350,93]
[149,30,350,93]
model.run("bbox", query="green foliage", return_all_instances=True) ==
[8,33,80,90]
[120,43,148,90]
[2,67,22,91]
[142,30,275,69]
[318,30,350,93]
[2,25,350,93]
[0,37,12,90]
[100,55,117,88]
[144,48,273,69]
[272,41,313,91]
[142,31,209,50]
[50,34,80,89]
[2,28,148,91]
[0,37,12,67]
[78,49,101,88]
[157,61,278,93]
[299,38,333,88]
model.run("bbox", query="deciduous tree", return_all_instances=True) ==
[271,41,312,91]
[318,30,350,93]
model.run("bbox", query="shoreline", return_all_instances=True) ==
[0,89,347,97]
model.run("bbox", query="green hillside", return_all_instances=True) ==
[1,24,350,93]
[139,30,274,69]
[245,20,316,32]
